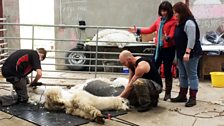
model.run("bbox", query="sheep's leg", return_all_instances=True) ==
[69,99,102,120]
[71,97,102,118]
[66,108,93,120]
[77,103,102,120]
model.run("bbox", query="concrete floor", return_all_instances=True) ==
[0,76,224,126]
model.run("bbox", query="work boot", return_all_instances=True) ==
[185,98,196,107]
[185,89,197,107]
[0,100,2,107]
[25,76,30,84]
[151,94,159,107]
[171,87,188,102]
[17,97,28,103]
[133,79,152,112]
[163,77,173,101]
[136,103,152,112]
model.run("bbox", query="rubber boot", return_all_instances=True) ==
[185,89,197,107]
[163,77,172,101]
[171,87,188,102]
[133,79,152,112]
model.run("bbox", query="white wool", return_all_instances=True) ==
[28,85,48,104]
[70,77,113,91]
[28,86,70,105]
[83,77,113,85]
[71,77,128,90]
[112,77,128,87]
[91,29,136,48]
[70,84,85,90]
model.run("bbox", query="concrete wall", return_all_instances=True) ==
[54,0,180,69]
[3,0,20,49]
[2,0,224,70]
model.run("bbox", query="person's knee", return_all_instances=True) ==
[188,74,198,80]
[133,79,145,86]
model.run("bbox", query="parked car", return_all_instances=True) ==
[65,29,155,71]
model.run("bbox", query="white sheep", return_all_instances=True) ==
[44,86,129,121]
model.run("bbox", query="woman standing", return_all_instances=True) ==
[129,1,176,101]
[171,2,202,107]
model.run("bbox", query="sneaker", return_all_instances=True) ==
[163,93,171,101]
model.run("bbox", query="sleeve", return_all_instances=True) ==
[167,21,176,39]
[30,52,42,70]
[140,19,158,34]
[184,20,196,49]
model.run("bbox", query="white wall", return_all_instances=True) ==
[19,0,55,50]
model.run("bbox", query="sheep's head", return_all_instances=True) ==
[44,87,66,111]
[118,98,130,111]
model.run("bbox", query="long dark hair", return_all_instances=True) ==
[173,2,193,24]
[158,1,173,21]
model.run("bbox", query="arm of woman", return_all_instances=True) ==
[183,20,196,61]
[140,21,157,34]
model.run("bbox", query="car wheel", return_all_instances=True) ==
[65,47,89,71]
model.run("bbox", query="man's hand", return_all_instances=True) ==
[30,82,43,87]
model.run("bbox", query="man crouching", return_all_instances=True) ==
[118,50,163,112]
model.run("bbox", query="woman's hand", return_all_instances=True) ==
[183,53,190,61]
[128,25,137,33]
[162,34,167,41]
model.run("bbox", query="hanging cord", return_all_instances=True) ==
[28,85,46,110]
[0,115,14,120]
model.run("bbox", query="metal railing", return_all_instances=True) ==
[0,22,155,85]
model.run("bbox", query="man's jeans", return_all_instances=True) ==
[177,56,200,90]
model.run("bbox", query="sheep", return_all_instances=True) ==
[27,77,129,123]
[44,86,129,121]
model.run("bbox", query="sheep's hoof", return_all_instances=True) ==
[94,116,105,124]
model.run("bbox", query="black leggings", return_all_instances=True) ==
[154,46,175,78]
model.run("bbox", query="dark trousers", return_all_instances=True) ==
[6,76,29,102]
[127,78,162,107]
[154,46,175,78]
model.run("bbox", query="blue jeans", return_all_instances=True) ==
[177,56,200,90]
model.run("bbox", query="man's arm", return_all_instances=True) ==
[31,69,42,83]
[119,61,149,98]
[128,69,134,82]
[119,74,138,98]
